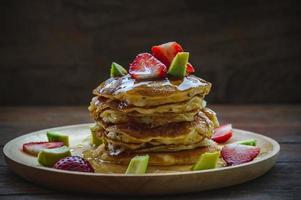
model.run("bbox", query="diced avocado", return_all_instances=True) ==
[90,126,102,146]
[192,151,220,171]
[202,100,207,108]
[236,139,256,146]
[168,52,189,79]
[37,146,71,167]
[110,62,128,77]
[47,131,69,146]
[125,155,149,174]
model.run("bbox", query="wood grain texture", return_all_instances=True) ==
[0,105,300,199]
[0,0,300,105]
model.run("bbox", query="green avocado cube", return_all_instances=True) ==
[37,146,71,167]
[192,151,220,171]
[90,126,102,146]
[125,155,149,174]
[110,62,128,77]
[168,52,189,79]
[47,131,69,146]
[236,139,257,146]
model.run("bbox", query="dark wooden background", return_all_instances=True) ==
[0,0,300,105]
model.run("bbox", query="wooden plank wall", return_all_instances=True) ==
[0,0,300,105]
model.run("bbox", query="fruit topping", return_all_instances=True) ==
[186,63,195,74]
[212,124,233,143]
[151,41,183,66]
[129,53,167,80]
[151,41,195,74]
[125,155,149,174]
[167,52,189,79]
[192,151,220,171]
[47,131,69,146]
[53,156,94,173]
[90,126,102,146]
[37,146,71,167]
[22,142,64,156]
[221,143,260,166]
[236,139,257,146]
[110,62,128,77]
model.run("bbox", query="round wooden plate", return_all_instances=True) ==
[3,123,280,195]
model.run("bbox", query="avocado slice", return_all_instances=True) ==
[47,131,69,146]
[168,52,189,79]
[236,139,256,146]
[90,126,102,146]
[37,146,71,167]
[192,151,220,171]
[110,62,128,77]
[125,155,149,174]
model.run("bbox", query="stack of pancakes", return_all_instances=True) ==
[88,74,219,166]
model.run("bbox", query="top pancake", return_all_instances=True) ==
[93,75,211,107]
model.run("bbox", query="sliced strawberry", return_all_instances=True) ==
[151,42,195,74]
[186,63,195,74]
[53,156,94,172]
[221,143,260,166]
[151,42,183,66]
[23,142,64,156]
[129,53,167,80]
[212,124,233,143]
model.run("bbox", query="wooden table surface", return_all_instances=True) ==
[1,105,300,200]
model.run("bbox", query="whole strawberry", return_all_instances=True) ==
[53,156,94,173]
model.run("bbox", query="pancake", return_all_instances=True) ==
[91,108,218,158]
[96,111,216,156]
[93,75,211,107]
[104,126,205,147]
[89,95,209,126]
[102,111,215,142]
[94,140,220,166]
[104,136,208,153]
[98,109,199,126]
[96,107,218,128]
[91,122,206,151]
[89,95,206,115]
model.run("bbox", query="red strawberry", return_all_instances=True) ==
[212,124,233,143]
[129,53,167,80]
[23,142,64,156]
[151,42,196,74]
[221,143,260,166]
[151,42,183,66]
[53,156,94,173]
[186,63,195,74]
